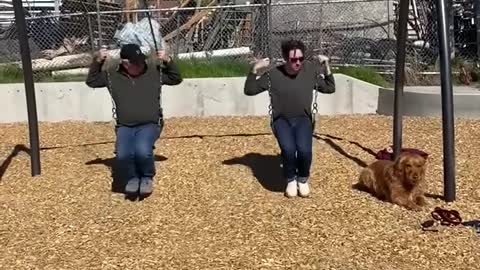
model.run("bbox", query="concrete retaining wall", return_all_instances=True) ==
[377,86,480,119]
[0,74,380,123]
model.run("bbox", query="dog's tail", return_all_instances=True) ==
[353,168,373,193]
[352,182,370,193]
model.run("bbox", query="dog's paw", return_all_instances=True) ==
[416,196,428,206]
[406,207,422,212]
[405,203,423,211]
[412,205,424,212]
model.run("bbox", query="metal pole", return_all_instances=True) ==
[387,0,391,39]
[392,0,409,160]
[13,0,41,176]
[96,0,102,47]
[87,14,95,52]
[475,0,480,60]
[141,0,164,122]
[267,0,272,58]
[436,0,456,202]
[448,0,455,59]
[54,0,60,16]
[175,11,180,56]
[81,2,95,52]
[142,0,160,51]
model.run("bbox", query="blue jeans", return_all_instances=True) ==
[114,123,161,181]
[272,116,313,182]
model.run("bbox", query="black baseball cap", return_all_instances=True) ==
[120,43,146,64]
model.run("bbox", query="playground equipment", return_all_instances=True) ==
[393,0,456,202]
[12,0,457,202]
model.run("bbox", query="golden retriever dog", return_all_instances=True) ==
[356,152,428,211]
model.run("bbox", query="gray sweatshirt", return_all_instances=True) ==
[244,61,335,120]
[85,58,182,127]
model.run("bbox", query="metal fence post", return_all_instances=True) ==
[476,0,480,59]
[96,0,103,47]
[176,11,180,56]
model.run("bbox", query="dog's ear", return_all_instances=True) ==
[393,153,409,174]
[417,155,427,167]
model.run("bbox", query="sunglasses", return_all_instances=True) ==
[289,57,304,63]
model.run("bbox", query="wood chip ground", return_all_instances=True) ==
[1,115,479,269]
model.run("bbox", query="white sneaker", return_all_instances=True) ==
[298,181,310,197]
[285,180,298,198]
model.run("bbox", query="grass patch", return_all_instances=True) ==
[333,66,391,88]
[0,64,88,83]
[174,57,250,78]
[0,58,391,87]
[0,58,250,83]
[39,74,87,82]
[0,64,24,83]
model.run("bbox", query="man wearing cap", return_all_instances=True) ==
[85,43,182,196]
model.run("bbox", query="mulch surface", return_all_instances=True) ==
[0,115,479,269]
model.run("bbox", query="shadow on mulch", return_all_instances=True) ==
[85,155,168,195]
[162,133,271,140]
[223,153,285,192]
[313,133,371,168]
[0,142,116,181]
[425,193,444,200]
[0,144,31,181]
[222,133,378,193]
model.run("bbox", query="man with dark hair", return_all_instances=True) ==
[280,39,306,60]
[85,43,182,196]
[244,39,335,198]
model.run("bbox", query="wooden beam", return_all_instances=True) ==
[163,0,217,41]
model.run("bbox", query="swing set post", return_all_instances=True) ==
[13,0,41,176]
[436,0,456,202]
[392,0,409,160]
[393,0,456,202]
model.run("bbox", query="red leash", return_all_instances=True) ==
[375,145,429,161]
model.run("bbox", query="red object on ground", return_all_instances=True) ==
[375,145,429,161]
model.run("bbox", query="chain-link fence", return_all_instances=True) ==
[0,0,479,86]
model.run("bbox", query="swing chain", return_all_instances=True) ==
[311,68,321,131]
[266,60,320,130]
[105,68,117,122]
[312,69,320,115]
[103,47,165,127]
[142,1,164,126]
[157,52,164,126]
[312,92,319,114]
[100,0,164,127]
[267,70,273,117]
